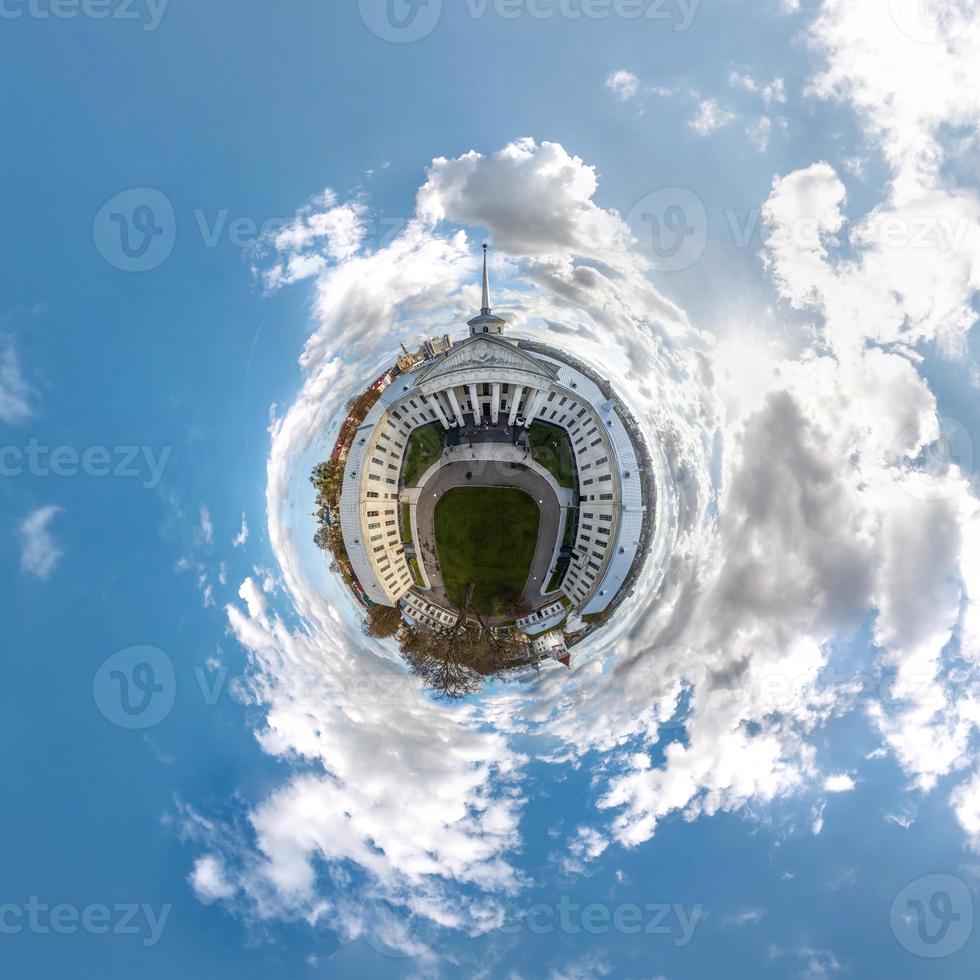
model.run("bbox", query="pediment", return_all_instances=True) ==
[414,335,558,385]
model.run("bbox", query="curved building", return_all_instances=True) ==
[339,247,650,627]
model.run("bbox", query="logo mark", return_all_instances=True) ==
[359,0,442,42]
[897,415,974,502]
[93,188,176,272]
[891,875,973,958]
[93,646,176,729]
[888,0,977,43]
[627,188,708,273]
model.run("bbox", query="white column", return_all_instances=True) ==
[468,383,480,422]
[491,383,501,424]
[446,387,465,427]
[428,393,451,430]
[508,384,524,426]
[523,388,546,428]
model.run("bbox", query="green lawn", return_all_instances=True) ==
[434,486,540,613]
[528,422,576,488]
[401,502,413,543]
[402,424,445,487]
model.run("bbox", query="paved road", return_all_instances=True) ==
[413,457,561,615]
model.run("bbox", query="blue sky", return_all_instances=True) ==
[3,1,980,978]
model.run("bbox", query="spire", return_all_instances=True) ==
[481,242,491,314]
[468,243,507,336]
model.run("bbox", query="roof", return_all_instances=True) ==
[411,334,559,388]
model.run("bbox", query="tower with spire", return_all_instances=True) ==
[467,243,507,337]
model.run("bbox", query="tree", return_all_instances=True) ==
[365,604,402,639]
[398,583,532,699]
[491,588,533,621]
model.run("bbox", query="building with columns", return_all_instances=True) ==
[339,247,649,632]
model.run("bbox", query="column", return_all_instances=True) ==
[523,388,545,428]
[491,383,501,424]
[428,392,451,430]
[446,387,465,427]
[468,383,480,422]
[508,384,524,426]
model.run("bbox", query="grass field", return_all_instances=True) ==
[401,502,412,543]
[402,424,444,487]
[434,486,540,613]
[528,422,576,488]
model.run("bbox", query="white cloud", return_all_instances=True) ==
[724,907,767,926]
[748,115,773,152]
[0,333,33,423]
[189,854,237,904]
[689,98,736,135]
[823,773,856,793]
[18,506,64,579]
[606,69,639,102]
[952,770,980,851]
[198,506,214,547]
[232,513,249,548]
[730,72,786,106]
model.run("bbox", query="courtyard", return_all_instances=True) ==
[433,486,541,614]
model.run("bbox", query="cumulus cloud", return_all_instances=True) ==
[606,69,639,102]
[689,98,736,135]
[823,774,855,793]
[189,854,237,904]
[18,505,64,579]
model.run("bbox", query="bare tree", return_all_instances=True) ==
[365,604,403,639]
[399,583,532,698]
